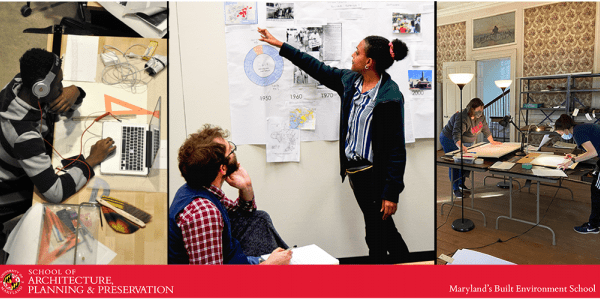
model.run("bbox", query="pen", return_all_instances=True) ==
[287,245,297,251]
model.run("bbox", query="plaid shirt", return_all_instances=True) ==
[176,185,256,264]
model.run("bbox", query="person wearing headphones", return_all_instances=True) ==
[440,98,502,198]
[555,114,600,234]
[0,48,115,223]
[258,28,410,264]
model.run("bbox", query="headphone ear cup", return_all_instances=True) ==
[32,81,50,99]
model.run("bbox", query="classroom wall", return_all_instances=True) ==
[169,2,434,258]
[437,2,600,135]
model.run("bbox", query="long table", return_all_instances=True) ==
[437,149,590,245]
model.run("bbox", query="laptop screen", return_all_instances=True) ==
[146,96,161,169]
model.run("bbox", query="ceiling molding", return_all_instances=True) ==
[437,2,507,19]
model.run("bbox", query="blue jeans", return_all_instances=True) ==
[439,133,471,191]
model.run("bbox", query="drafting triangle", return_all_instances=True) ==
[105,95,154,116]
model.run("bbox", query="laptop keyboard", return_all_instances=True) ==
[121,126,145,171]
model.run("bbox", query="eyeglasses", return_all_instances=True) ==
[227,141,237,157]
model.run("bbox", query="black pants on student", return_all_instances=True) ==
[347,166,409,264]
[588,171,600,228]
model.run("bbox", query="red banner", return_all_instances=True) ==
[1,265,599,298]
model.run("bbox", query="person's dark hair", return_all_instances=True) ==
[178,124,229,189]
[466,98,484,117]
[554,114,576,131]
[19,48,56,89]
[363,36,408,74]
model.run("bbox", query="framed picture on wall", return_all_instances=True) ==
[473,11,515,50]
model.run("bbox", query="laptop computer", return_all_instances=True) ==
[100,97,161,176]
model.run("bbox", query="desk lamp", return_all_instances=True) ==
[449,73,475,232]
[499,115,526,156]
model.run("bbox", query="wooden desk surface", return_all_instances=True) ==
[31,35,169,264]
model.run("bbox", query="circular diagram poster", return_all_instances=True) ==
[244,45,284,86]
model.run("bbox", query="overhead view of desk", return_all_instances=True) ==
[17,34,168,265]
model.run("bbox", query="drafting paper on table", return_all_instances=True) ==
[449,249,515,265]
[531,167,567,178]
[261,244,339,265]
[490,161,515,170]
[530,154,577,169]
[64,35,99,82]
[289,108,316,130]
[468,142,521,158]
[266,117,300,162]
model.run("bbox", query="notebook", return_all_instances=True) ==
[100,97,161,176]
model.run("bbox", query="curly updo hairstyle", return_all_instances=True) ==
[363,36,408,74]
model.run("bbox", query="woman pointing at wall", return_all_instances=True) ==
[258,27,409,263]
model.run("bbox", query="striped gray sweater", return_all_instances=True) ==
[0,74,93,203]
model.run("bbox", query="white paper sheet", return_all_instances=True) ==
[261,244,339,265]
[64,35,100,82]
[449,249,515,265]
[490,161,515,170]
[266,117,300,162]
[531,166,568,178]
[408,96,434,140]
[537,134,552,151]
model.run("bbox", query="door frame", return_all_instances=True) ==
[470,48,518,141]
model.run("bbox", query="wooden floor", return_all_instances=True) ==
[436,150,600,265]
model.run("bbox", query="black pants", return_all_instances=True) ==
[228,210,288,257]
[347,167,409,264]
[589,172,600,227]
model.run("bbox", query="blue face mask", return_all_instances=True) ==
[562,133,573,140]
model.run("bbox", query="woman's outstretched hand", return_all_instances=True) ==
[258,27,283,48]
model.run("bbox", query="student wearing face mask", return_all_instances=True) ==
[440,98,502,198]
[555,114,600,234]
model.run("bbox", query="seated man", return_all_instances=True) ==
[0,48,115,222]
[169,124,291,264]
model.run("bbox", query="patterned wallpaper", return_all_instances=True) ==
[523,2,596,107]
[436,22,467,82]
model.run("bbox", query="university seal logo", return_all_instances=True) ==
[1,270,23,294]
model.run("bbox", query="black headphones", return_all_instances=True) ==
[32,54,62,100]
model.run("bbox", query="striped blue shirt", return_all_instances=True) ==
[345,76,382,162]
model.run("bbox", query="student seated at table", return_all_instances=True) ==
[0,48,115,224]
[439,98,502,198]
[555,114,600,234]
[169,124,292,265]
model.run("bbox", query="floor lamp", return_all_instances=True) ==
[495,80,513,188]
[449,73,475,232]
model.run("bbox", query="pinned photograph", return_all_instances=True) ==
[393,13,421,34]
[266,2,294,20]
[408,70,432,95]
